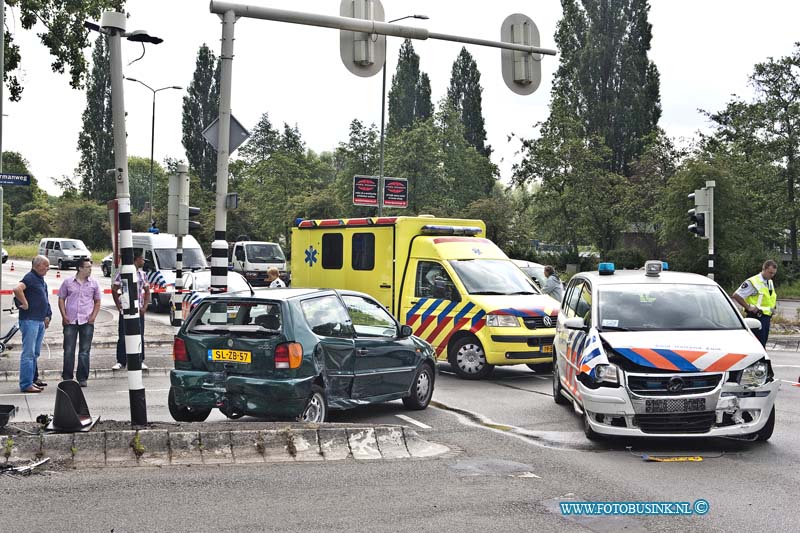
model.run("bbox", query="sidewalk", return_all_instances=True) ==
[0,308,175,376]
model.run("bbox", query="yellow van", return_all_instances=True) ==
[291,216,559,379]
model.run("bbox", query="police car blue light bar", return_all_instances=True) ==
[598,262,615,275]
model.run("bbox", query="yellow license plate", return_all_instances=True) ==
[542,344,553,353]
[208,349,251,363]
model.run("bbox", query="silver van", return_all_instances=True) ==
[38,238,92,270]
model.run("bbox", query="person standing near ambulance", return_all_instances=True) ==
[732,259,778,347]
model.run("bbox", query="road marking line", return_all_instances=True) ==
[395,414,431,429]
[779,380,800,386]
[773,365,800,368]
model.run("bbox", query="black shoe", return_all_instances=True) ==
[35,380,47,387]
[78,381,88,387]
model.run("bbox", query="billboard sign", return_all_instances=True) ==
[353,175,379,206]
[382,177,408,208]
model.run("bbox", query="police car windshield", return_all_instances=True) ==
[155,248,207,270]
[598,284,742,332]
[245,244,285,263]
[449,259,539,295]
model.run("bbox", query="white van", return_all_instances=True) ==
[229,241,287,286]
[128,232,207,312]
[38,238,92,270]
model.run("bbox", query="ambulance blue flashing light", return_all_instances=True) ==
[598,262,615,275]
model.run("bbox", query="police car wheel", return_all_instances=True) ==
[449,338,494,380]
[583,410,603,441]
[168,387,211,422]
[752,406,775,442]
[552,360,569,405]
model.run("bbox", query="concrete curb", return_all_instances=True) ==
[0,425,450,468]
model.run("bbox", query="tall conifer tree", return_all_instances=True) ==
[182,44,221,191]
[387,40,433,133]
[76,35,115,201]
[447,47,490,157]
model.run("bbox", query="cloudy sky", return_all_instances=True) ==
[3,0,799,196]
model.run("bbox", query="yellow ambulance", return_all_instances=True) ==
[291,216,560,379]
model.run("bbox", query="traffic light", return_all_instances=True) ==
[179,205,201,234]
[687,187,711,239]
[688,209,706,237]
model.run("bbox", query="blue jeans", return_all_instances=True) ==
[62,323,94,382]
[117,313,145,366]
[747,312,772,347]
[19,319,46,391]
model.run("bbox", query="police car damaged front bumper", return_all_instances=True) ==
[578,371,779,438]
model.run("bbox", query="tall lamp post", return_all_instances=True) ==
[378,14,428,216]
[125,78,182,228]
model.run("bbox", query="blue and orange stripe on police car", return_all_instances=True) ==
[614,347,749,372]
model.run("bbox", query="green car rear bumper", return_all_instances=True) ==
[170,370,315,419]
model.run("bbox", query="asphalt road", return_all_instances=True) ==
[3,263,800,531]
[2,353,799,531]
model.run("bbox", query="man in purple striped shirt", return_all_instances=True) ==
[58,258,101,387]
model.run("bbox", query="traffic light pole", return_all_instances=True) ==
[705,181,715,280]
[104,12,147,426]
[210,8,236,296]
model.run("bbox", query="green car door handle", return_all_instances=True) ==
[355,348,369,357]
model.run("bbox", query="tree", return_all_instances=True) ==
[513,0,662,257]
[182,44,220,191]
[76,35,114,202]
[127,156,165,213]
[706,44,800,263]
[387,39,432,133]
[447,47,490,157]
[549,0,661,176]
[1,151,46,214]
[332,119,380,216]
[238,112,281,165]
[436,102,497,209]
[3,0,124,101]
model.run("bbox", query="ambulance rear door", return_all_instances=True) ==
[345,226,395,310]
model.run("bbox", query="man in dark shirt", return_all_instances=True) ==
[12,255,53,393]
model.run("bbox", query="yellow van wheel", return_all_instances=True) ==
[449,337,494,380]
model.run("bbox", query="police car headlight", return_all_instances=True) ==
[740,360,769,387]
[486,314,519,327]
[594,364,619,385]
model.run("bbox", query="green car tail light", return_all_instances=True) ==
[173,337,189,362]
[275,342,303,369]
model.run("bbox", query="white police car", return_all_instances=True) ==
[553,261,778,441]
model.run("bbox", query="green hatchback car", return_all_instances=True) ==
[169,287,437,423]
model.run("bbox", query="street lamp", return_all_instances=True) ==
[378,14,429,216]
[125,77,182,228]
